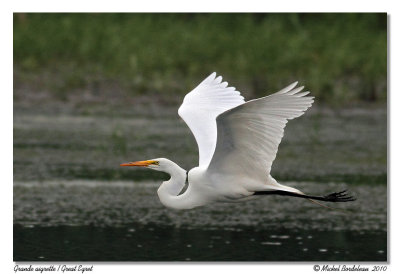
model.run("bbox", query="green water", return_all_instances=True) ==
[14,224,386,261]
[13,181,386,261]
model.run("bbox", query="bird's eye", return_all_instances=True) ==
[153,161,159,165]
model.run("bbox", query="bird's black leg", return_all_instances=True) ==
[253,189,356,202]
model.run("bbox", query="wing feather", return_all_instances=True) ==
[178,73,245,167]
[207,82,314,184]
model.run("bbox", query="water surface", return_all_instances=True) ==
[14,181,387,261]
[13,106,387,261]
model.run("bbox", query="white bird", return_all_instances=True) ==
[121,73,355,210]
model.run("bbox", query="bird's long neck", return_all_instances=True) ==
[156,163,202,210]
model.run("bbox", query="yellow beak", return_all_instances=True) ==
[120,160,157,167]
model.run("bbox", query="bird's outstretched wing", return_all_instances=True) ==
[207,82,314,183]
[178,73,245,167]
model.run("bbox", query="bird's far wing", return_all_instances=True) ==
[178,73,245,167]
[207,82,314,183]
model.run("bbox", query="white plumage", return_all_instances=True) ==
[178,72,245,167]
[121,73,355,210]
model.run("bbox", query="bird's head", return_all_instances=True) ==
[120,158,175,173]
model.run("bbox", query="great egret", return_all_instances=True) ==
[121,73,355,210]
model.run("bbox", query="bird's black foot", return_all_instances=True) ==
[253,189,356,203]
[321,189,356,202]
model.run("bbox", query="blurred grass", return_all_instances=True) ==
[13,13,387,104]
